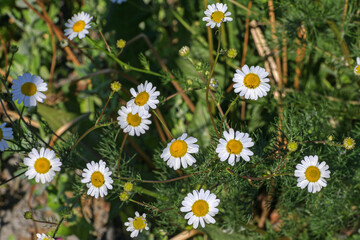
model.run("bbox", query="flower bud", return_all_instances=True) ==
[60,39,68,48]
[24,211,33,220]
[227,48,237,58]
[119,191,130,201]
[123,182,133,192]
[10,45,18,53]
[111,81,122,92]
[116,39,126,49]
[179,46,190,57]
[287,140,298,152]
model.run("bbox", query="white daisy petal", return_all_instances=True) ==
[124,211,149,238]
[11,73,47,107]
[24,148,62,184]
[126,80,160,116]
[232,65,270,100]
[0,123,13,151]
[202,3,232,29]
[36,233,55,240]
[181,189,220,229]
[117,105,151,136]
[81,159,113,198]
[64,12,92,40]
[216,128,254,165]
[161,134,199,170]
[294,155,330,193]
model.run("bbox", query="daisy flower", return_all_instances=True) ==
[117,105,151,136]
[202,3,233,28]
[0,123,13,151]
[64,12,93,40]
[127,81,160,116]
[36,233,54,240]
[180,189,220,229]
[11,73,47,107]
[24,148,62,184]
[81,160,113,198]
[343,137,355,150]
[124,211,149,238]
[232,65,271,100]
[161,133,199,170]
[294,155,331,193]
[354,57,360,75]
[216,128,254,166]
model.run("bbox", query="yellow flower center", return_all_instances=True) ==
[72,20,86,32]
[244,73,261,89]
[305,166,321,182]
[192,200,209,217]
[34,157,51,174]
[21,82,37,96]
[126,113,141,127]
[0,129,3,140]
[134,91,150,106]
[211,11,225,23]
[344,137,355,149]
[133,217,146,230]
[170,140,188,158]
[226,139,243,154]
[355,65,360,75]
[91,171,105,188]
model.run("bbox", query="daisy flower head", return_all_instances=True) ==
[127,80,160,116]
[180,189,220,229]
[36,233,54,240]
[232,65,271,100]
[11,73,47,107]
[295,155,331,193]
[216,128,254,166]
[24,148,62,184]
[81,160,113,198]
[202,3,233,28]
[161,133,199,170]
[0,123,13,151]
[343,137,356,150]
[117,104,151,136]
[124,211,149,238]
[64,12,93,40]
[354,57,360,75]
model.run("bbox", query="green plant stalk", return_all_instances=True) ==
[71,121,118,151]
[131,184,168,201]
[219,95,240,132]
[95,91,114,126]
[118,171,208,184]
[129,199,160,211]
[152,110,173,139]
[206,26,222,138]
[86,37,163,78]
[117,132,128,176]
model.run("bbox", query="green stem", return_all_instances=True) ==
[132,184,167,200]
[206,26,222,138]
[152,110,173,139]
[95,91,114,126]
[129,199,160,211]
[71,121,117,151]
[118,171,208,184]
[219,95,240,132]
[86,37,162,78]
[117,133,128,176]
[0,171,26,186]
